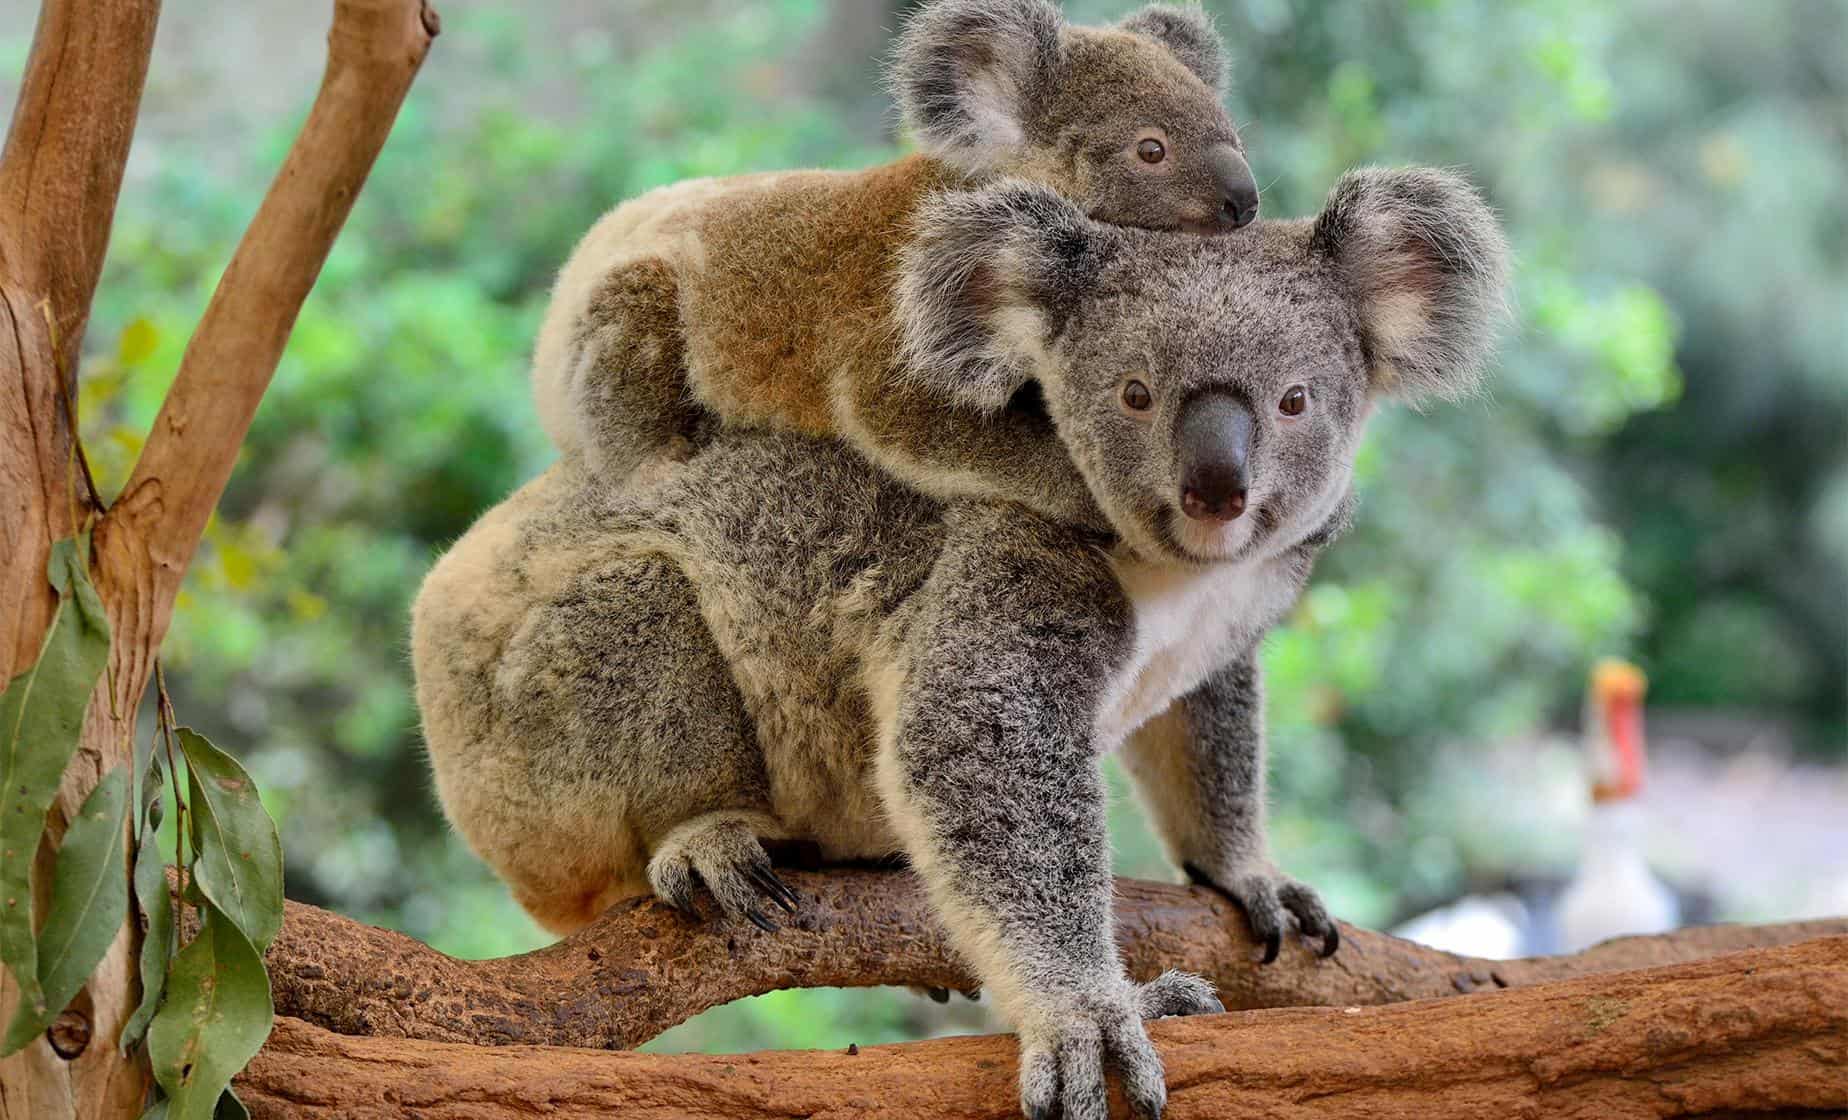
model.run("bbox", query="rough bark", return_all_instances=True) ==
[260,867,1848,1050]
[0,2,435,1117]
[234,935,1848,1119]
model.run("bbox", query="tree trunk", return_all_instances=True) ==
[0,2,436,1116]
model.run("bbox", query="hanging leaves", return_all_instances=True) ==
[0,535,113,1056]
[146,901,273,1120]
[122,753,175,1055]
[178,729,283,950]
[0,765,131,1053]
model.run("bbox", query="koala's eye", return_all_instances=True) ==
[1279,386,1309,417]
[1121,379,1154,412]
[1136,138,1166,165]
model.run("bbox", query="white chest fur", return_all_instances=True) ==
[1095,550,1297,748]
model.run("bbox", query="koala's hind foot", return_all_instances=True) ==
[647,810,798,931]
[1186,862,1340,963]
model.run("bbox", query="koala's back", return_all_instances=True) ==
[533,156,957,454]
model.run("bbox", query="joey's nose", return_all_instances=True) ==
[1209,145,1259,229]
[1176,392,1254,523]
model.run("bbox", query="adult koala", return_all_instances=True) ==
[412,167,1509,1119]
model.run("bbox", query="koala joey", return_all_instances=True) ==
[414,167,1509,1120]
[530,0,1256,527]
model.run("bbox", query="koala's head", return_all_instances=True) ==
[891,0,1257,234]
[896,167,1512,564]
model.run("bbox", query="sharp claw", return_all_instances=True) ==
[1320,924,1341,958]
[1262,930,1281,964]
[747,865,799,914]
[926,987,951,1004]
[745,908,778,933]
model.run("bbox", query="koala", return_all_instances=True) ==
[414,167,1509,1119]
[531,0,1256,528]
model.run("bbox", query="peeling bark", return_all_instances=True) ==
[260,867,1848,1050]
[236,935,1848,1119]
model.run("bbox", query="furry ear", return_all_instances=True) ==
[889,0,1064,175]
[1311,167,1513,401]
[895,181,1105,414]
[1118,4,1228,95]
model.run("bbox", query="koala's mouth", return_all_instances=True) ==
[1158,499,1281,565]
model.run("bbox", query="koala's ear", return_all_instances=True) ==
[1311,167,1513,401]
[1118,4,1229,95]
[889,0,1064,175]
[895,181,1106,414]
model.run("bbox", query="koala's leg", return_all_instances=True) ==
[1120,654,1340,962]
[496,553,791,933]
[567,258,713,478]
[875,511,1219,1120]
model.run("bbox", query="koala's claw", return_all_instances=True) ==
[1018,994,1168,1120]
[1187,861,1341,962]
[1134,970,1224,1019]
[745,861,800,915]
[646,814,793,932]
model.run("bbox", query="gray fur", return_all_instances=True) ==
[1117,4,1229,94]
[414,165,1510,1119]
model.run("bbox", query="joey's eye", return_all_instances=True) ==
[1121,379,1153,412]
[1136,138,1166,164]
[1279,386,1308,417]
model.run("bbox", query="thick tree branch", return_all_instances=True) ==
[237,935,1848,1119]
[260,868,1848,1050]
[101,0,440,673]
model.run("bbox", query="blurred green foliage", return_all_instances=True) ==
[5,0,1841,1054]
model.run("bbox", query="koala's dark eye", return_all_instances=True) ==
[1279,386,1309,417]
[1136,138,1166,165]
[1122,379,1153,412]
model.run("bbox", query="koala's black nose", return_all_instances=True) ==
[1208,145,1259,230]
[1176,392,1254,523]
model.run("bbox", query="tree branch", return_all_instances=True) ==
[100,0,440,675]
[237,935,1848,1119]
[0,0,160,677]
[260,868,1848,1050]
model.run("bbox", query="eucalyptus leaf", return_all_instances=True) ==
[178,729,283,950]
[0,536,112,1047]
[140,1098,169,1120]
[122,754,174,1055]
[0,765,130,1053]
[147,903,273,1120]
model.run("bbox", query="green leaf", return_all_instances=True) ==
[0,536,112,1056]
[177,729,283,950]
[1,766,130,1052]
[140,1098,169,1120]
[147,902,272,1120]
[122,754,174,1055]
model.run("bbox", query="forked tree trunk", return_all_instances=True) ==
[0,2,436,1116]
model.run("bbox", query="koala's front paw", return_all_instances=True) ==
[1134,969,1224,1019]
[1016,986,1170,1120]
[1186,861,1340,963]
[647,813,798,932]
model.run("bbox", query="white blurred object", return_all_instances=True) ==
[1391,893,1531,959]
[1556,659,1680,953]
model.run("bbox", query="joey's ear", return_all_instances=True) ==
[1118,4,1229,95]
[889,0,1064,174]
[895,181,1107,414]
[1312,166,1513,401]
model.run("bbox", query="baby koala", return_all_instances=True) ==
[416,165,1510,1120]
[532,0,1256,526]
